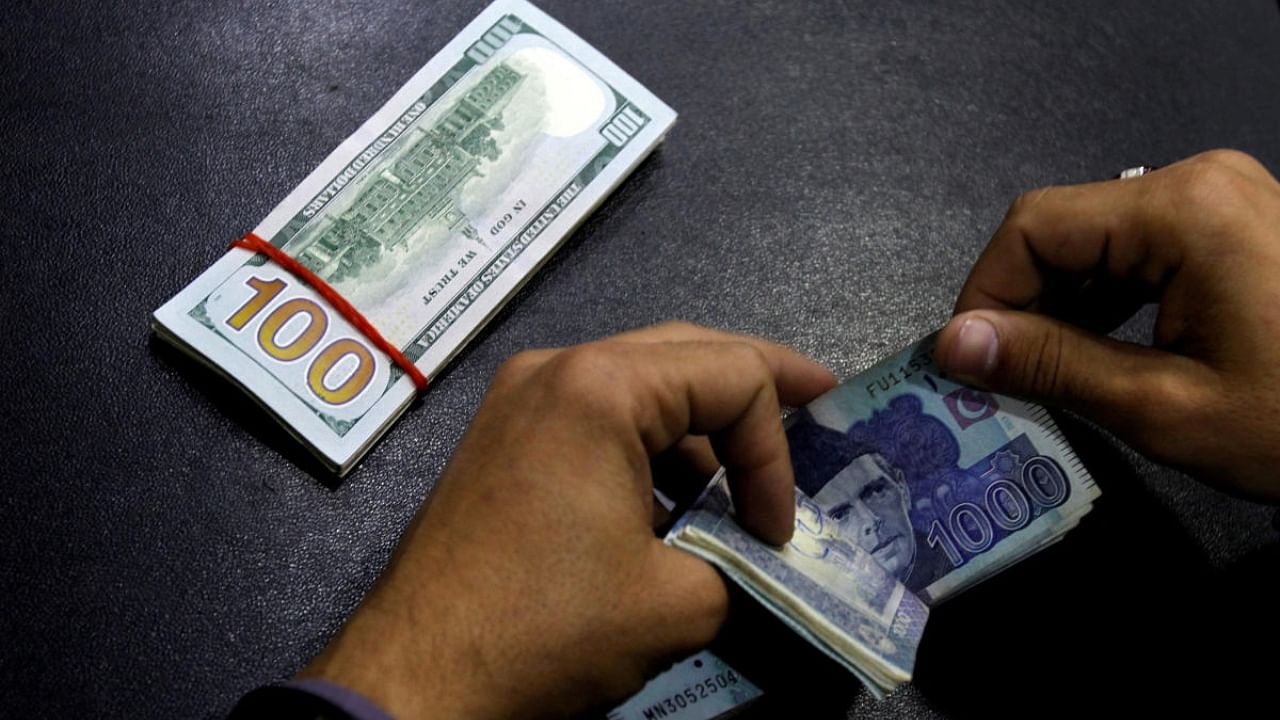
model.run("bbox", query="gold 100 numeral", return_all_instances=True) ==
[226,276,375,406]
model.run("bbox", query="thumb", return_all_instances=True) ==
[629,543,729,671]
[935,310,1214,458]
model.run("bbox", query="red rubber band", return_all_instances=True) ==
[230,232,429,393]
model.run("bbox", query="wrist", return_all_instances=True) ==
[298,582,497,720]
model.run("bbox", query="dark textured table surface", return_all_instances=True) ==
[4,1,1279,717]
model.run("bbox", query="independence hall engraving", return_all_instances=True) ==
[295,64,524,282]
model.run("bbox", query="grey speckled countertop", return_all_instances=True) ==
[2,1,1278,717]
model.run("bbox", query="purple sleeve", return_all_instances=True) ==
[227,677,395,719]
[283,678,395,720]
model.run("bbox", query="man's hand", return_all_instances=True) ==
[299,322,836,719]
[935,150,1280,501]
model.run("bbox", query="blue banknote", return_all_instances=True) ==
[668,472,929,697]
[787,334,1098,603]
[664,333,1098,696]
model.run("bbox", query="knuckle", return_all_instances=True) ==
[653,319,699,334]
[497,349,541,375]
[1005,186,1056,224]
[542,344,632,419]
[723,341,774,388]
[998,187,1060,246]
[1164,157,1252,217]
[1091,362,1220,469]
[676,572,729,647]
[1014,325,1069,400]
[1193,148,1265,176]
[1130,370,1212,446]
[696,586,730,636]
[489,350,542,391]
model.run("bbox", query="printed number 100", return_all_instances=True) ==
[226,276,375,406]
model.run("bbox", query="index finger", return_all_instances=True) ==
[607,321,838,407]
[602,339,808,545]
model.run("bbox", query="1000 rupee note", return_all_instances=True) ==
[664,332,1098,697]
[153,0,675,474]
[783,334,1098,604]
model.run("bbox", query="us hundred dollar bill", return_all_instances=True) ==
[153,0,676,474]
[665,332,1099,697]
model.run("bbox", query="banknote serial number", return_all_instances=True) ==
[865,348,934,399]
[641,670,742,719]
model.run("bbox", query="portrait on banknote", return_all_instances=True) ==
[789,367,1089,600]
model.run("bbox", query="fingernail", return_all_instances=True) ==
[948,316,999,378]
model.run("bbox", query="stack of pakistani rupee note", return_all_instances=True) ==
[610,335,1098,717]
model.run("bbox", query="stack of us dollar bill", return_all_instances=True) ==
[152,0,675,475]
[611,334,1099,716]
